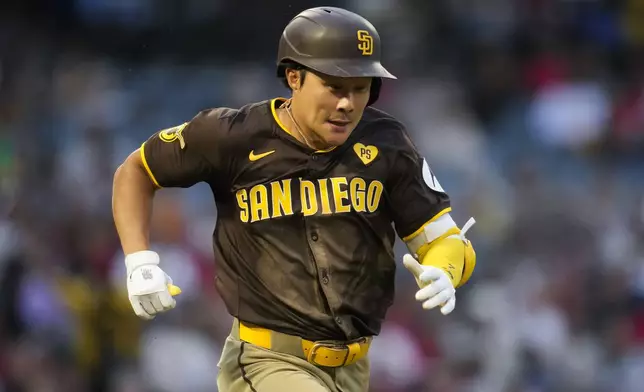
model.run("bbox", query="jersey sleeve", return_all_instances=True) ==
[140,108,231,188]
[388,129,451,241]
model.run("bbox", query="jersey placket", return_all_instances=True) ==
[303,151,350,337]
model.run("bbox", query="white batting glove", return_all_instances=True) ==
[125,250,177,320]
[403,254,456,315]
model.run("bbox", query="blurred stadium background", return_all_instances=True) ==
[2,0,644,391]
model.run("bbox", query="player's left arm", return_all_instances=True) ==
[388,130,476,315]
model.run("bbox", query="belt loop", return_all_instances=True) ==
[343,342,362,366]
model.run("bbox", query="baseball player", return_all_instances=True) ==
[112,6,476,392]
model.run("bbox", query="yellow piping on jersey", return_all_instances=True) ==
[270,98,336,154]
[139,142,162,188]
[401,207,452,242]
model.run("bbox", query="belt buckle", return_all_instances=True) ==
[306,343,349,368]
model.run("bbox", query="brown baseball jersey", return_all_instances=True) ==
[140,98,450,341]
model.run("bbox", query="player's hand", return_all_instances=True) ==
[125,250,181,320]
[403,254,456,315]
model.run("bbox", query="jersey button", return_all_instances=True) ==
[321,269,329,284]
[311,232,319,241]
[335,317,343,325]
[312,155,318,161]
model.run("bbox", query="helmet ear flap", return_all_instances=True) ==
[367,78,382,106]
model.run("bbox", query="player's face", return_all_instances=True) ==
[296,71,372,147]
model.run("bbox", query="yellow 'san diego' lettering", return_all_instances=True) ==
[235,176,383,222]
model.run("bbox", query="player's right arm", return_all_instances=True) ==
[113,111,223,253]
[112,147,158,255]
[112,108,232,319]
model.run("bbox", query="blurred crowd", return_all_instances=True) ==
[2,0,644,391]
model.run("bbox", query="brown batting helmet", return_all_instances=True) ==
[277,7,396,105]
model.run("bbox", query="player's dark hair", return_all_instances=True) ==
[279,61,308,90]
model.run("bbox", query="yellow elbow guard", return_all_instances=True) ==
[416,228,477,289]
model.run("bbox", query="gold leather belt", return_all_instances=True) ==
[235,319,371,368]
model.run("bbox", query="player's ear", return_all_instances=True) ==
[285,68,299,91]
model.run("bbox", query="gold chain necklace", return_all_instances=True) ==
[283,100,315,149]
